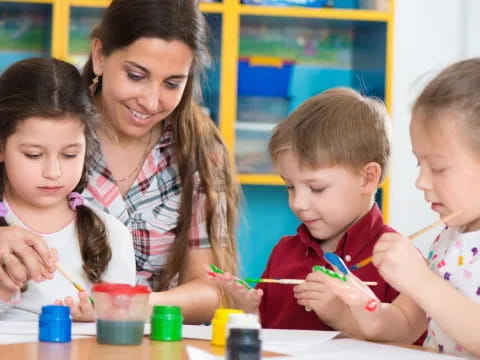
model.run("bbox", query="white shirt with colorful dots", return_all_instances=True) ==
[425,226,480,358]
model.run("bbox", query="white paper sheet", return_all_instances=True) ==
[267,338,462,359]
[260,329,339,356]
[186,345,223,360]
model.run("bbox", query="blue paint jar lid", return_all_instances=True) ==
[39,305,72,343]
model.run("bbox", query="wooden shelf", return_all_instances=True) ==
[0,0,52,3]
[238,174,284,185]
[239,5,391,21]
[69,0,110,7]
[68,1,225,12]
[199,2,225,13]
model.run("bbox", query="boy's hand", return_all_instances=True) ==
[319,270,380,310]
[55,291,95,322]
[372,232,430,294]
[210,272,263,313]
[294,271,348,324]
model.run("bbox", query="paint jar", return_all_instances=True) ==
[211,308,244,346]
[226,313,261,338]
[227,328,261,360]
[92,283,151,345]
[150,305,183,341]
[38,305,72,343]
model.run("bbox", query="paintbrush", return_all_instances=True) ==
[209,264,253,289]
[56,263,94,304]
[350,211,461,271]
[244,276,377,286]
[244,278,305,285]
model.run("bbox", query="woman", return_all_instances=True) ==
[0,0,239,324]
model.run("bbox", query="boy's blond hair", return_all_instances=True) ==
[268,87,392,183]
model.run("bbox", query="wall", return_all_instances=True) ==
[389,0,479,253]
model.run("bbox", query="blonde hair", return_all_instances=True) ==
[269,87,391,183]
[413,58,480,156]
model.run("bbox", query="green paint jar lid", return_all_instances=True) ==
[153,305,182,316]
[150,306,183,341]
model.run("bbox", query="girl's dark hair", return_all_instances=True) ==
[0,57,111,283]
[83,0,239,290]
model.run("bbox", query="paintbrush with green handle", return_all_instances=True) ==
[208,264,253,289]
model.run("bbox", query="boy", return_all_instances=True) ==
[216,87,398,336]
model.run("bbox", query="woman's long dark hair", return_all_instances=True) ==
[0,58,111,283]
[83,0,239,290]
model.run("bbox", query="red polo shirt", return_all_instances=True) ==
[258,204,399,330]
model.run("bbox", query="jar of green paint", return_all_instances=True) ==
[150,305,183,341]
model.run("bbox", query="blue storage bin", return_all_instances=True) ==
[241,0,331,6]
[237,58,294,97]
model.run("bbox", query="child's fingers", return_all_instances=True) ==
[221,272,235,281]
[348,273,378,300]
[305,271,329,282]
[64,296,75,308]
[62,297,82,319]
[78,292,91,310]
[54,299,64,305]
[294,282,327,298]
[322,272,379,310]
[329,264,347,275]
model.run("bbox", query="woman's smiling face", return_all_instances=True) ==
[92,37,193,139]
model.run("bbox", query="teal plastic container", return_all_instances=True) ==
[150,306,183,341]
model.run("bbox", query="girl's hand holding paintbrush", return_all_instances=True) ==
[207,266,263,314]
[372,211,460,295]
[54,263,95,322]
[372,232,432,295]
[55,291,95,322]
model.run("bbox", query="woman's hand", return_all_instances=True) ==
[55,291,95,322]
[0,226,56,300]
[210,272,263,314]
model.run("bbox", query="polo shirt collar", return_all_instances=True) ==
[297,203,384,259]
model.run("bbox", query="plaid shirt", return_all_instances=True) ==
[82,121,211,291]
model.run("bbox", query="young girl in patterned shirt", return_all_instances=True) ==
[322,58,480,357]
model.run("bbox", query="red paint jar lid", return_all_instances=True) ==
[92,283,151,295]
